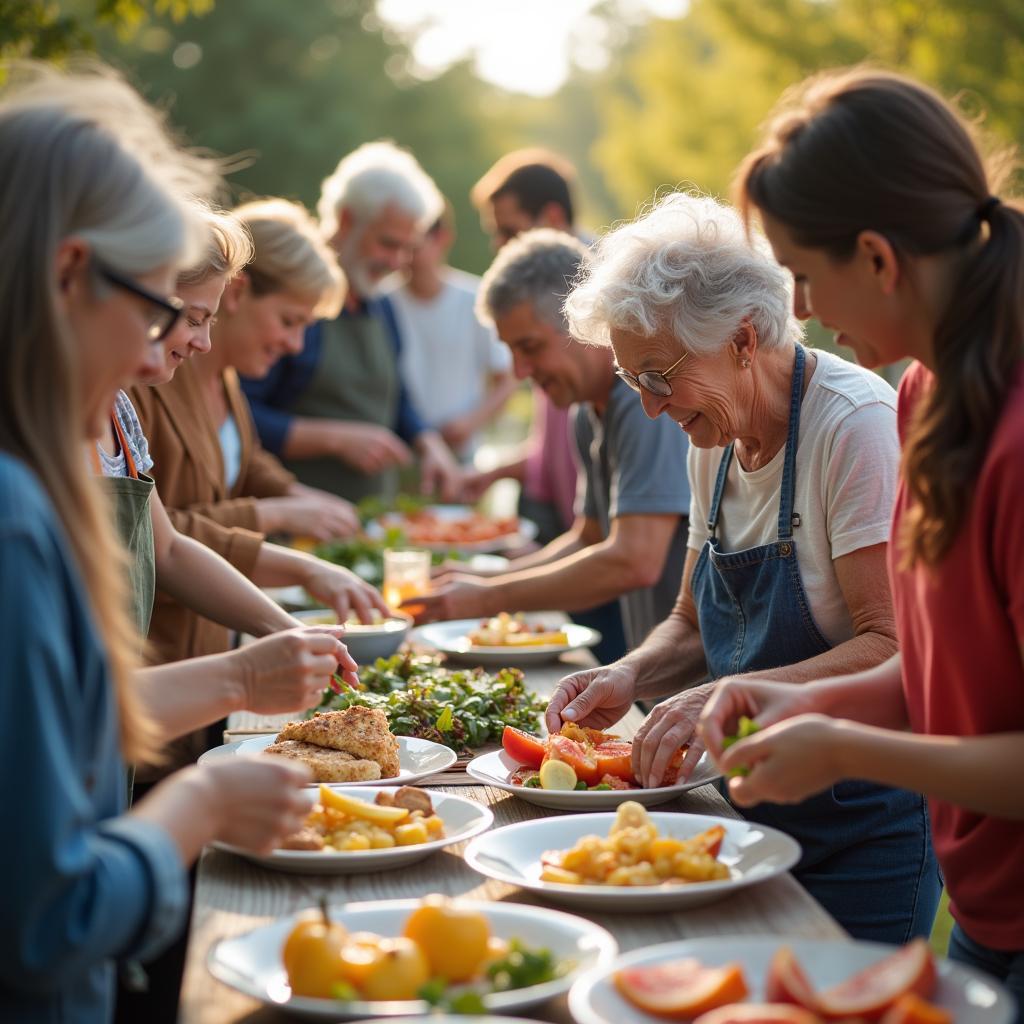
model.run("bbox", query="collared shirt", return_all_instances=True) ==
[0,453,187,1023]
[241,294,426,456]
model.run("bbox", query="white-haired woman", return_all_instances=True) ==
[0,64,332,1023]
[546,191,939,943]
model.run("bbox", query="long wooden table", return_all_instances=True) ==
[178,650,846,1023]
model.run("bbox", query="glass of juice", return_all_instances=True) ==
[382,548,431,617]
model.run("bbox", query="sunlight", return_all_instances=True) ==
[375,0,688,96]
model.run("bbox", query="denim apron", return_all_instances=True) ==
[691,345,940,943]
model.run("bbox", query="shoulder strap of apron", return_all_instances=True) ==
[705,344,807,540]
[111,411,140,480]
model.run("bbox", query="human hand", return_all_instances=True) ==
[330,422,412,475]
[257,493,359,541]
[631,684,715,788]
[545,662,638,735]
[698,676,818,762]
[417,431,462,502]
[440,414,475,454]
[717,714,845,807]
[193,757,313,854]
[457,467,498,503]
[233,626,356,710]
[302,561,390,624]
[400,574,493,624]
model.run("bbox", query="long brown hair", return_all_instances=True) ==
[736,67,1024,568]
[0,62,216,761]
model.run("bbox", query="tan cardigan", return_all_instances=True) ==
[128,361,296,669]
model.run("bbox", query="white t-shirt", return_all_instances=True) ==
[218,412,242,491]
[687,349,899,647]
[391,267,512,457]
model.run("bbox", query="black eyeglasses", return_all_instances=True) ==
[614,350,689,397]
[96,264,184,343]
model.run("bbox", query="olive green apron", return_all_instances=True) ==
[95,413,155,813]
[284,311,400,502]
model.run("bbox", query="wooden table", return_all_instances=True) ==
[179,651,846,1023]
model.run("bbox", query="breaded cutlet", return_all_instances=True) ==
[277,706,400,778]
[263,739,382,783]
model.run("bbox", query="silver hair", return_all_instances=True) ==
[477,228,589,332]
[317,139,444,237]
[564,191,803,355]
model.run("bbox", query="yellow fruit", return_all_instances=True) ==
[336,932,385,989]
[282,913,348,999]
[538,759,578,790]
[401,894,491,982]
[319,785,410,823]
[360,937,430,1000]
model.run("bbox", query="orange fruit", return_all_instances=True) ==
[694,1004,825,1024]
[281,914,348,999]
[817,941,936,1020]
[336,932,385,989]
[614,959,749,1019]
[401,894,491,982]
[765,946,820,1012]
[360,936,430,1001]
[879,994,951,1024]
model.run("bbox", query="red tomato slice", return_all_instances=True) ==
[694,1003,824,1024]
[543,735,601,786]
[501,726,546,769]
[615,959,749,1018]
[595,740,636,783]
[817,940,936,1020]
[765,947,820,1012]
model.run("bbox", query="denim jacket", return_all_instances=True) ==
[0,454,187,1023]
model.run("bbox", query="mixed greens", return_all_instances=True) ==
[315,653,546,754]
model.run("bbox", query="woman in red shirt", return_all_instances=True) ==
[700,68,1024,1009]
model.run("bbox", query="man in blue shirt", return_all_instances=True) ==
[409,230,691,652]
[242,141,461,502]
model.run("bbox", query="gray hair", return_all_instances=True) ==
[477,228,589,332]
[317,139,444,238]
[565,191,803,355]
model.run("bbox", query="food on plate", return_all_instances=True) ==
[265,706,400,781]
[316,653,545,755]
[721,716,762,777]
[467,611,569,647]
[539,801,729,887]
[614,942,939,1023]
[383,509,520,547]
[298,608,401,629]
[279,785,445,852]
[280,894,564,1006]
[503,722,686,791]
[615,959,749,1018]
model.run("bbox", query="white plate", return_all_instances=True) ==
[464,812,800,912]
[366,504,538,554]
[412,615,601,667]
[197,734,457,787]
[569,936,1015,1024]
[348,1018,539,1024]
[466,748,720,809]
[213,787,493,874]
[207,898,618,1019]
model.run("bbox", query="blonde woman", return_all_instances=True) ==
[129,199,386,688]
[0,63,337,1023]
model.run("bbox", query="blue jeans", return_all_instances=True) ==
[949,923,1024,1024]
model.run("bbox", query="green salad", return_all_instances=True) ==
[315,653,546,754]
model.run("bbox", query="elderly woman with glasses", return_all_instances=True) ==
[546,192,940,944]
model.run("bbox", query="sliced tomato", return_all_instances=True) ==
[615,959,749,1019]
[817,940,936,1021]
[595,740,636,783]
[688,824,726,859]
[543,735,601,786]
[501,726,546,769]
[598,773,635,790]
[765,947,820,1012]
[694,1003,824,1024]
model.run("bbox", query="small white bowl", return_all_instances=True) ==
[292,608,411,663]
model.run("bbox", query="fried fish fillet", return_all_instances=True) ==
[276,706,400,779]
[263,739,382,782]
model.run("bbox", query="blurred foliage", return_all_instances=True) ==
[8,0,1022,293]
